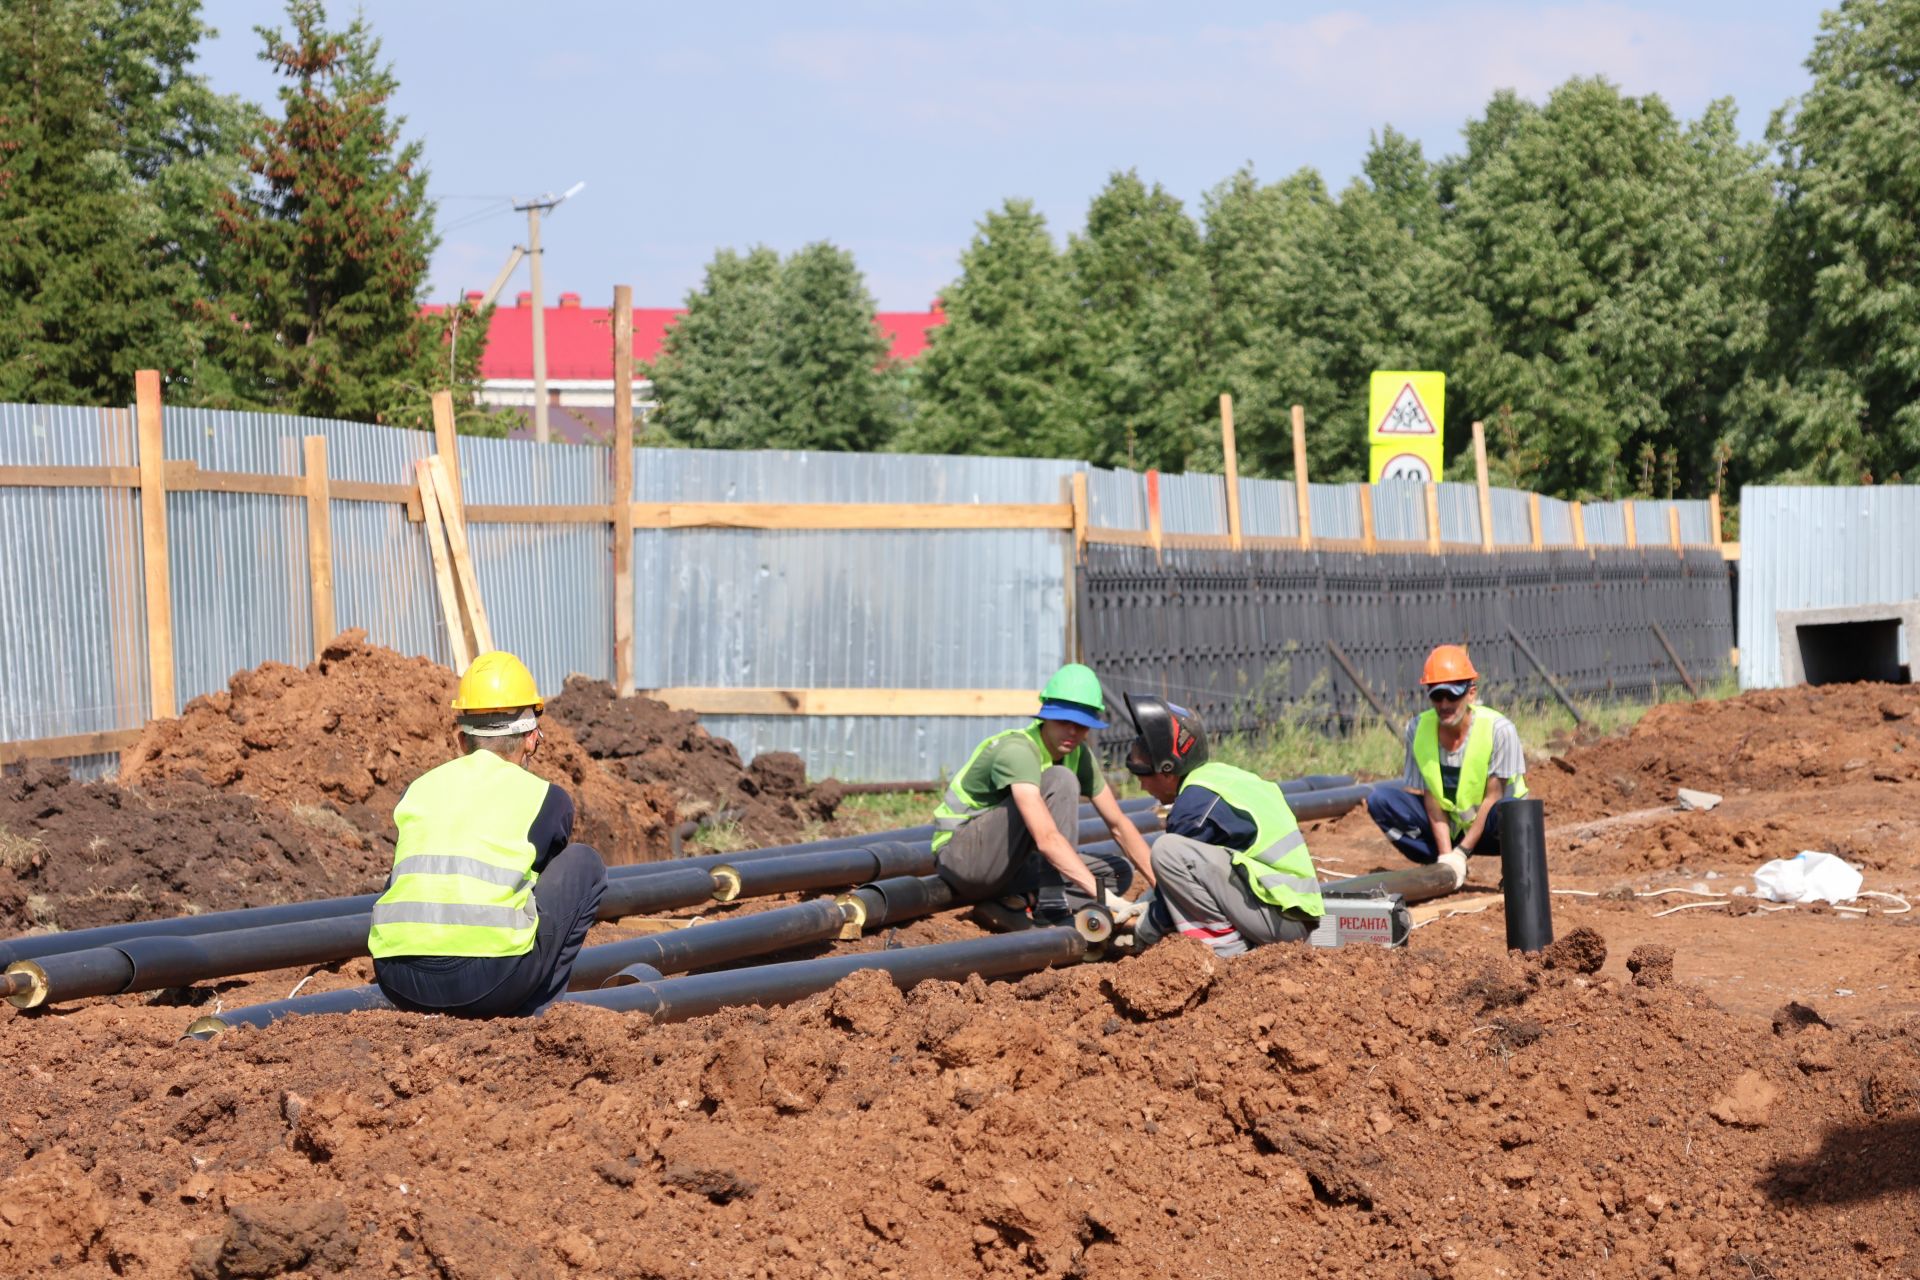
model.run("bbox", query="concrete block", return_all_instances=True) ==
[1775,601,1920,687]
[1676,788,1722,812]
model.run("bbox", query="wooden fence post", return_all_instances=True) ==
[1291,404,1312,550]
[1472,420,1494,551]
[135,370,175,719]
[1219,394,1243,551]
[1358,483,1376,553]
[1070,471,1089,561]
[1668,505,1682,556]
[1570,500,1587,551]
[1708,492,1724,547]
[1145,469,1164,563]
[1624,501,1639,549]
[1423,481,1442,554]
[612,284,636,696]
[302,435,335,656]
[1527,492,1543,549]
[431,390,463,515]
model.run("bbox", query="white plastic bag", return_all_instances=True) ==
[1751,851,1864,905]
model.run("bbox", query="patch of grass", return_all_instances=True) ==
[833,791,935,836]
[688,818,750,855]
[288,803,363,842]
[0,824,44,872]
[24,894,56,930]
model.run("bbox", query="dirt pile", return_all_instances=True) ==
[1530,682,1920,823]
[547,677,843,843]
[120,632,697,864]
[3,934,1916,1277]
[0,762,389,934]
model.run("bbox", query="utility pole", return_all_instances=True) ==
[512,182,584,444]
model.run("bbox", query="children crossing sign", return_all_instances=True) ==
[1368,371,1445,482]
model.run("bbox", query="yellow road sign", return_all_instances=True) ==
[1368,371,1445,482]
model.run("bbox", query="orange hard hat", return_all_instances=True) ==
[1421,644,1478,685]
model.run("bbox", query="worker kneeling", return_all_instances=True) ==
[1126,696,1324,957]
[932,664,1156,931]
[369,651,607,1017]
[1366,644,1529,890]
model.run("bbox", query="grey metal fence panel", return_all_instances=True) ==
[0,404,147,761]
[1583,501,1629,546]
[1537,495,1574,547]
[1372,479,1428,542]
[1085,467,1146,530]
[1437,482,1481,544]
[1739,485,1920,688]
[1489,487,1533,545]
[1307,482,1360,541]
[1158,471,1227,535]
[1238,476,1298,538]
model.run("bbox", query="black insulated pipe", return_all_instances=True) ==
[710,841,932,902]
[568,928,1087,1022]
[1286,783,1375,823]
[1500,798,1553,952]
[0,892,385,969]
[836,873,958,937]
[604,962,665,986]
[187,983,395,1039]
[1281,774,1357,793]
[571,899,852,989]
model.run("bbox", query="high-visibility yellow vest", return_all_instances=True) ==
[368,750,553,959]
[1182,762,1323,918]
[931,723,1089,854]
[1413,706,1529,838]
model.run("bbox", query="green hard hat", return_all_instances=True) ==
[1038,664,1108,729]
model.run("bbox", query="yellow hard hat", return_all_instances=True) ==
[452,651,544,712]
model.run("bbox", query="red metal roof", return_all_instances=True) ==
[424,297,945,380]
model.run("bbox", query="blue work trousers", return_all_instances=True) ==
[1365,786,1508,865]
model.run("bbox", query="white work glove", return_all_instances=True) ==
[1437,849,1469,890]
[1105,888,1149,925]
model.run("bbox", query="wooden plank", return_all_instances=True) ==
[414,460,472,672]
[1291,404,1313,549]
[1069,471,1089,560]
[1219,393,1243,550]
[1423,481,1441,554]
[1527,492,1543,550]
[1667,505,1683,556]
[641,688,1043,717]
[1358,483,1377,553]
[425,455,493,654]
[175,465,303,498]
[0,728,146,767]
[100,407,142,749]
[1709,492,1724,547]
[1507,624,1586,726]
[1145,470,1164,561]
[1085,526,1156,548]
[1472,420,1494,551]
[0,464,142,488]
[612,283,637,697]
[628,501,1072,531]
[1650,621,1700,699]
[1326,639,1393,725]
[1721,541,1740,562]
[431,390,463,514]
[302,436,336,656]
[1410,892,1504,926]
[1060,477,1079,666]
[135,370,175,720]
[468,502,614,525]
[1623,501,1638,549]
[329,479,417,505]
[1570,501,1587,551]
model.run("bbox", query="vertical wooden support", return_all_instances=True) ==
[302,435,336,656]
[1070,471,1089,561]
[1423,481,1442,554]
[431,390,463,515]
[425,455,493,654]
[1358,483,1377,553]
[1291,405,1312,549]
[134,370,176,720]
[1145,469,1164,563]
[1668,505,1682,556]
[1623,501,1639,549]
[611,284,636,696]
[1472,420,1494,551]
[415,460,472,673]
[1059,478,1080,665]
[1525,492,1542,549]
[1219,394,1243,551]
[1570,501,1587,551]
[1708,492,1724,547]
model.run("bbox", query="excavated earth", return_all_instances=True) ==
[5,680,1920,1277]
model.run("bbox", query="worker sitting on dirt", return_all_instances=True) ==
[368,651,608,1017]
[932,663,1156,932]
[1122,696,1325,956]
[1365,643,1529,889]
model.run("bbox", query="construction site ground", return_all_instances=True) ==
[4,654,1919,1277]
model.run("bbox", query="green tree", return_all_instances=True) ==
[899,199,1083,458]
[1754,0,1920,484]
[0,0,239,403]
[650,242,897,451]
[207,0,468,425]
[1066,171,1212,471]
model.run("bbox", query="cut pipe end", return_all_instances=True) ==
[184,1014,229,1040]
[4,962,47,1010]
[710,866,742,902]
[833,894,868,941]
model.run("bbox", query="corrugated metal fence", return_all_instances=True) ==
[1,396,1724,781]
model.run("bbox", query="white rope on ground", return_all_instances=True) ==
[1858,891,1912,915]
[1651,900,1730,918]
[1410,902,1498,930]
[286,972,316,1000]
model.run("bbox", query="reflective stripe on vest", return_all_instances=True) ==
[1413,706,1530,837]
[930,723,1091,854]
[1181,762,1323,918]
[368,750,554,960]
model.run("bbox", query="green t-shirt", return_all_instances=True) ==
[953,723,1106,811]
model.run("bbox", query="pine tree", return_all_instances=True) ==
[207,0,465,425]
[647,246,783,448]
[899,199,1083,458]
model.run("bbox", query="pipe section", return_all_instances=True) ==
[186,983,394,1039]
[572,899,852,989]
[1500,798,1553,952]
[569,928,1087,1022]
[710,841,933,902]
[0,893,384,969]
[1287,783,1374,823]
[1281,774,1356,794]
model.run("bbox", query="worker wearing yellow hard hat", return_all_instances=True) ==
[368,651,608,1017]
[1365,644,1530,889]
[931,663,1156,931]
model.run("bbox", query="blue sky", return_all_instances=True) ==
[190,1,1833,310]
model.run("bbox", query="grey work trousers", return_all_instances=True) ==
[1134,832,1314,958]
[934,765,1133,913]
